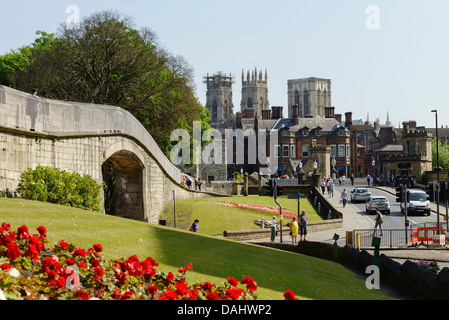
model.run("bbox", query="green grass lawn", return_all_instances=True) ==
[0,197,395,300]
[161,196,321,236]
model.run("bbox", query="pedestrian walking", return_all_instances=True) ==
[270,216,278,243]
[299,210,308,241]
[340,189,348,208]
[374,209,384,236]
[290,217,299,244]
[26,88,41,131]
[189,219,200,233]
[328,180,335,198]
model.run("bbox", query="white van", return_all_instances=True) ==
[400,190,431,216]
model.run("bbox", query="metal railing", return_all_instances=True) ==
[352,224,449,249]
[352,229,410,249]
[0,85,182,183]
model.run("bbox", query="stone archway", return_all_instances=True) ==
[102,150,145,222]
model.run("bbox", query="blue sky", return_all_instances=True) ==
[1,0,448,129]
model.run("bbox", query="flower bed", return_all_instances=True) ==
[217,201,298,219]
[0,222,298,300]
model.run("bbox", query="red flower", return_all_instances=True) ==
[66,258,75,266]
[0,263,13,270]
[147,285,158,296]
[41,257,62,280]
[6,242,21,260]
[121,291,134,300]
[241,276,258,292]
[163,289,178,300]
[227,277,239,288]
[37,226,47,237]
[59,239,69,250]
[111,289,121,300]
[94,267,104,281]
[166,272,175,283]
[78,260,87,269]
[283,290,299,300]
[92,244,103,253]
[226,287,244,300]
[206,292,220,300]
[75,290,89,300]
[17,225,29,239]
[1,223,11,231]
[175,281,189,297]
[91,259,101,268]
[25,244,40,264]
[74,247,88,257]
[198,282,213,291]
[29,235,45,251]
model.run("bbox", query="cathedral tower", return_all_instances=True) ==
[287,77,332,118]
[204,72,235,128]
[240,68,269,118]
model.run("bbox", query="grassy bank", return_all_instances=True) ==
[0,197,394,300]
[161,196,321,236]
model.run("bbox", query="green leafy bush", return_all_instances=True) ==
[17,166,102,212]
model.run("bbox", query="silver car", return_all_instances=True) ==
[366,196,391,214]
[351,188,371,203]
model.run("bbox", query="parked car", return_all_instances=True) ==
[400,190,431,216]
[366,196,391,214]
[350,188,371,203]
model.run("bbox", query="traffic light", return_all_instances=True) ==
[426,183,434,202]
[406,191,410,203]
[396,185,404,203]
[267,179,274,197]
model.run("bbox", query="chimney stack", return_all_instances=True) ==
[271,106,284,120]
[262,110,272,120]
[335,114,342,124]
[325,107,335,119]
[345,112,353,128]
[293,105,299,125]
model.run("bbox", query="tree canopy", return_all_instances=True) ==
[0,10,210,158]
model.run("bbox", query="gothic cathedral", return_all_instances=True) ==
[240,68,270,118]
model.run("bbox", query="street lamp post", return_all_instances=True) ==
[432,110,441,235]
[372,158,376,177]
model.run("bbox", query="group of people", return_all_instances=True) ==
[270,210,309,244]
[320,177,336,198]
[182,176,203,191]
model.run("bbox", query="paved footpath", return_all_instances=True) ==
[250,186,449,269]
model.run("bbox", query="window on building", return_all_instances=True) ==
[330,145,337,158]
[338,145,345,158]
[290,145,296,159]
[247,98,253,109]
[302,145,310,158]
[346,145,350,158]
[275,145,281,158]
[283,145,290,158]
[212,101,218,120]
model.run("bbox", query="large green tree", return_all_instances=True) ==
[433,138,449,172]
[2,11,210,158]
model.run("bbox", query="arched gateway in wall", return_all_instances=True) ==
[0,86,209,224]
